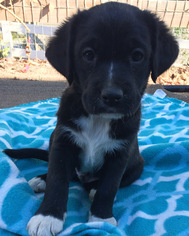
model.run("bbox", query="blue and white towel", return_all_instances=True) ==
[0,93,189,236]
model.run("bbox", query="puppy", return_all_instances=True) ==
[4,2,179,236]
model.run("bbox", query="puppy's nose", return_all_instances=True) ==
[101,88,123,105]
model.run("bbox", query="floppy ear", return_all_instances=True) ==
[45,17,76,84]
[144,11,179,83]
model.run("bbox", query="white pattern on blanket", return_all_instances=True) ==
[0,94,189,236]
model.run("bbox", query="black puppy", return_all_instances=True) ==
[4,2,178,236]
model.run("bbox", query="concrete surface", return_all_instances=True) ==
[0,79,189,109]
[0,79,67,109]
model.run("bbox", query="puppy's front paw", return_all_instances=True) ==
[28,177,46,193]
[88,213,117,226]
[27,214,66,236]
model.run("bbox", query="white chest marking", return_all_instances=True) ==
[63,115,126,172]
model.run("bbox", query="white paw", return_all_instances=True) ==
[27,214,66,236]
[88,212,117,226]
[28,177,46,193]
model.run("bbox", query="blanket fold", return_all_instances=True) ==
[0,94,189,236]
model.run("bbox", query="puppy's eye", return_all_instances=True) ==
[131,49,144,62]
[82,48,95,62]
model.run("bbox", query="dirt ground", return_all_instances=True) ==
[0,58,64,81]
[0,57,189,85]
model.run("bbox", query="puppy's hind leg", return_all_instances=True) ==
[29,173,47,193]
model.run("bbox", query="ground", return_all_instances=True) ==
[0,57,189,85]
[0,58,64,81]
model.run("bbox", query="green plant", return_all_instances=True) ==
[0,42,10,58]
[182,51,189,66]
[12,32,26,40]
[172,27,189,40]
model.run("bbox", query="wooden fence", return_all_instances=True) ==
[0,0,188,28]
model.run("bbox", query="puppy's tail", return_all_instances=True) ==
[3,148,49,162]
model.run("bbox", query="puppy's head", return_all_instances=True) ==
[46,2,178,118]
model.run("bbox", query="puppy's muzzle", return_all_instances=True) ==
[101,87,123,107]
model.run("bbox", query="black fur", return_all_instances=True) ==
[4,2,178,235]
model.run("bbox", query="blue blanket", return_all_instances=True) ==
[0,93,189,236]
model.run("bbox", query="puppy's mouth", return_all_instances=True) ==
[82,95,140,119]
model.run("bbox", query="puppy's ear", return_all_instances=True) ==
[45,17,76,84]
[144,11,179,83]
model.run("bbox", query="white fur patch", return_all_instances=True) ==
[89,189,97,202]
[88,212,117,226]
[108,62,114,85]
[28,177,46,193]
[63,115,126,173]
[27,214,66,236]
